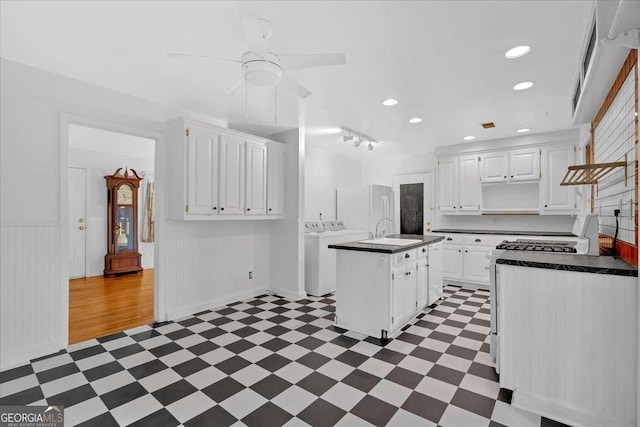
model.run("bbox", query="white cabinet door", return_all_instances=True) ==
[245,140,267,215]
[267,143,285,215]
[392,268,406,330]
[428,242,443,304]
[187,127,219,215]
[480,152,509,182]
[509,148,540,181]
[405,263,417,320]
[541,145,575,213]
[462,245,492,285]
[219,134,245,215]
[416,260,429,308]
[458,155,480,213]
[442,244,463,280]
[438,158,458,212]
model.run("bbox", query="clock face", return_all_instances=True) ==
[117,184,134,205]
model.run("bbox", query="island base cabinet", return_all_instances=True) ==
[498,264,637,427]
[334,248,428,339]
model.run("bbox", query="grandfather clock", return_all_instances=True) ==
[104,167,143,277]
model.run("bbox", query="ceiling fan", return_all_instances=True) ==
[168,12,346,99]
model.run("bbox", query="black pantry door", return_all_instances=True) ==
[399,183,423,235]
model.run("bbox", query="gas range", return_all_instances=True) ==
[495,239,578,253]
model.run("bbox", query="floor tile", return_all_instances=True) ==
[450,388,496,419]
[387,408,438,427]
[230,363,271,387]
[219,388,268,420]
[76,411,119,427]
[416,375,458,404]
[242,402,293,427]
[271,385,317,416]
[297,398,346,427]
[369,378,413,407]
[201,377,245,403]
[250,374,293,399]
[139,368,182,393]
[165,390,215,423]
[100,381,149,410]
[0,374,39,398]
[342,369,382,393]
[296,371,337,396]
[350,394,398,426]
[109,393,162,426]
[63,395,108,426]
[401,391,448,424]
[184,365,226,390]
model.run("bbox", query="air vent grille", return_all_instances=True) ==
[481,122,496,129]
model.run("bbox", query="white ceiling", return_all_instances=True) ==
[1,1,594,160]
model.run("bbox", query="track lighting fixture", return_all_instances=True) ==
[340,126,379,151]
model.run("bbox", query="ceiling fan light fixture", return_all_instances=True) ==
[382,98,398,106]
[505,45,531,59]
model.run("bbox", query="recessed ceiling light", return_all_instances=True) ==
[463,136,476,141]
[516,128,531,133]
[409,117,422,124]
[505,45,531,59]
[382,98,398,106]
[513,81,534,91]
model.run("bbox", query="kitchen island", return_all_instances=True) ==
[495,251,637,427]
[329,234,444,339]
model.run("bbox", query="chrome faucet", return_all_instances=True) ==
[375,217,393,238]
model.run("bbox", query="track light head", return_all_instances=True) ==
[343,134,355,143]
[368,142,374,151]
[353,138,362,147]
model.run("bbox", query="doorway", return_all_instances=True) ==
[66,123,157,343]
[392,172,434,235]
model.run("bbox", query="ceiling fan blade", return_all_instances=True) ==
[167,52,240,64]
[224,77,245,96]
[278,53,346,70]
[280,73,312,99]
[240,11,268,57]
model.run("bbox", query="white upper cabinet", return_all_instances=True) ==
[187,127,219,215]
[458,155,480,212]
[541,145,575,214]
[267,143,285,216]
[219,134,245,215]
[509,148,540,181]
[245,140,267,215]
[438,157,458,212]
[480,152,509,183]
[168,118,285,220]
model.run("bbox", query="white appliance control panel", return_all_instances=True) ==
[304,222,323,233]
[322,221,345,231]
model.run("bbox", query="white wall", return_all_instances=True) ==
[362,152,437,187]
[69,144,155,276]
[0,58,301,369]
[305,147,362,221]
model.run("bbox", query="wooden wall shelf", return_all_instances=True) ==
[560,154,627,187]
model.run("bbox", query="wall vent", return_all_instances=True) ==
[481,122,496,129]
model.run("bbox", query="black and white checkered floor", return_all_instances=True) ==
[1,286,555,426]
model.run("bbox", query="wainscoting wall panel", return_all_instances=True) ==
[0,225,62,370]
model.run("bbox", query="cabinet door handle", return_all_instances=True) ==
[511,175,514,178]
[503,175,507,179]
[246,208,251,211]
[458,249,461,253]
[544,205,548,208]
[446,237,453,241]
[422,248,426,253]
[213,207,217,210]
[465,250,468,253]
[404,253,410,258]
[475,238,481,242]
[268,208,272,211]
[220,207,225,211]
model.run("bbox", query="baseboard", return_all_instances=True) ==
[512,390,634,427]
[1,341,62,371]
[166,287,268,320]
[443,279,489,289]
[271,287,307,301]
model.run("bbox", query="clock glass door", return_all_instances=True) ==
[115,205,135,253]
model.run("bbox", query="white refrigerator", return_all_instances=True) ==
[337,185,393,238]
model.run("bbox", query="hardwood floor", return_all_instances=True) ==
[69,269,154,344]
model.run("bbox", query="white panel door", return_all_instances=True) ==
[458,155,480,213]
[462,245,492,285]
[428,242,444,304]
[480,152,509,182]
[267,143,285,215]
[187,128,218,215]
[510,148,540,181]
[69,167,87,278]
[438,158,458,213]
[541,146,575,213]
[442,244,463,280]
[245,140,267,215]
[416,261,429,308]
[392,172,434,234]
[219,134,245,215]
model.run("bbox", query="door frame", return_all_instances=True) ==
[68,167,88,279]
[392,172,434,235]
[59,112,165,347]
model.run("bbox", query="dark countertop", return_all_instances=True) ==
[496,251,638,277]
[328,234,444,254]
[432,229,575,237]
